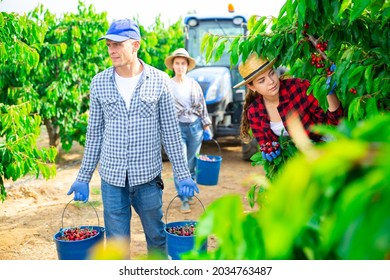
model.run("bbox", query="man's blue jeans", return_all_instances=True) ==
[101,175,166,257]
[174,118,203,201]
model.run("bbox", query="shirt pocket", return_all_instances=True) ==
[139,95,157,118]
[102,97,120,119]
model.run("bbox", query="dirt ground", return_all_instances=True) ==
[0,137,264,260]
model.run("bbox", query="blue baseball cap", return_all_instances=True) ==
[98,19,141,42]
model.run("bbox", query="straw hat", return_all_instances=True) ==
[165,48,196,71]
[233,53,276,88]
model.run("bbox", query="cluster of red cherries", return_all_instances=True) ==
[260,141,281,162]
[311,52,326,68]
[303,22,356,95]
[313,41,329,69]
[260,141,280,155]
[316,41,328,52]
[56,226,98,241]
[349,88,357,94]
[166,223,196,236]
[311,41,328,69]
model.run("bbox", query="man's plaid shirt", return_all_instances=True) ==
[76,60,191,187]
[248,78,344,145]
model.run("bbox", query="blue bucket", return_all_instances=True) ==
[54,200,105,260]
[164,196,207,260]
[54,226,105,260]
[196,139,222,186]
[165,221,207,260]
[196,155,222,185]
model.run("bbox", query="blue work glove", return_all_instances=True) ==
[178,178,199,197]
[328,81,337,95]
[326,64,337,95]
[203,129,212,141]
[67,180,89,202]
[262,150,281,161]
[260,141,281,162]
[326,77,337,95]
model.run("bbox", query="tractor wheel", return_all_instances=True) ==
[241,138,259,161]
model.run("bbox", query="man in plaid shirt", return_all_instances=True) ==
[67,19,198,258]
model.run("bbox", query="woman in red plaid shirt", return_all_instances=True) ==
[234,52,343,161]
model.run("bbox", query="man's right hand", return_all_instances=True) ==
[67,181,89,202]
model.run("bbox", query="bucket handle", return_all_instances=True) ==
[165,195,205,225]
[201,139,221,157]
[61,199,100,230]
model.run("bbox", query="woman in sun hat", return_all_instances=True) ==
[165,48,212,213]
[235,52,343,161]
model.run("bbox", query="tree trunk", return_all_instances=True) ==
[44,118,60,148]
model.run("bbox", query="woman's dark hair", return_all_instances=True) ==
[240,83,258,142]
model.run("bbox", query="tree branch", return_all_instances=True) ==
[307,34,328,61]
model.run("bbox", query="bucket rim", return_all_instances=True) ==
[165,220,198,226]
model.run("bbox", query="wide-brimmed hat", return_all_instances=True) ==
[98,19,141,42]
[233,53,276,88]
[165,48,196,71]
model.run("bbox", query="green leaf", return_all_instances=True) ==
[205,35,216,63]
[339,0,352,17]
[364,98,380,118]
[229,37,240,65]
[348,97,363,121]
[247,15,257,31]
[347,64,364,89]
[298,1,306,26]
[382,7,390,27]
[364,65,374,93]
[352,114,390,141]
[349,65,365,81]
[350,0,372,21]
[200,33,210,53]
[214,39,227,62]
[285,0,293,14]
[197,195,245,258]
[249,16,267,35]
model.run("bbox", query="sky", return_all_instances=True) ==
[0,0,286,27]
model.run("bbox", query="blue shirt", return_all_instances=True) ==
[76,60,191,187]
